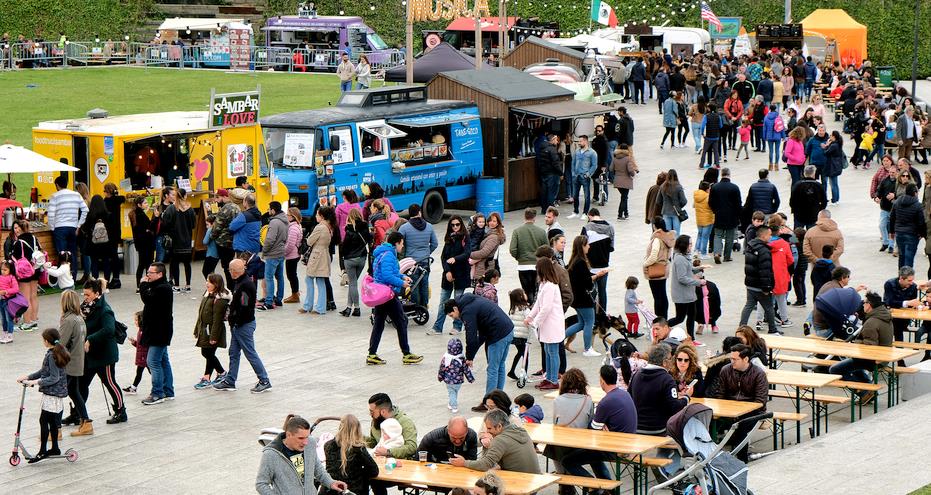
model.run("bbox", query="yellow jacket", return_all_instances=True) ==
[694,189,714,226]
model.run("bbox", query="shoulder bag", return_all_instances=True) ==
[361,253,395,307]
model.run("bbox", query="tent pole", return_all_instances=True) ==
[406,0,413,84]
[912,0,919,97]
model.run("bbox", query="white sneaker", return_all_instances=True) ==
[451,407,459,414]
[567,213,579,219]
[583,348,602,357]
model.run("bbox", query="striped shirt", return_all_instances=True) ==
[47,189,88,229]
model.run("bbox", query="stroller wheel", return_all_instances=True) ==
[411,306,429,326]
[65,449,78,462]
[9,453,20,466]
[516,377,527,389]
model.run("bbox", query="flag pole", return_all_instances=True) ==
[589,0,593,30]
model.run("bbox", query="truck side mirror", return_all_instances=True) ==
[329,135,340,151]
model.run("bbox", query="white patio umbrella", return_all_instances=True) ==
[0,144,79,174]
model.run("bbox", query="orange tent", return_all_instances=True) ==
[801,9,867,68]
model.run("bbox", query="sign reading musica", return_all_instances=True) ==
[408,0,491,22]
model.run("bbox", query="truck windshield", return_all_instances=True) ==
[368,33,388,50]
[263,127,322,168]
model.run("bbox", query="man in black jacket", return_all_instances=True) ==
[708,168,742,264]
[745,169,780,216]
[618,107,635,146]
[537,133,562,213]
[630,59,646,104]
[789,165,828,229]
[214,258,272,393]
[628,344,689,435]
[417,416,479,462]
[444,294,514,410]
[139,262,174,405]
[739,226,780,334]
[890,183,926,269]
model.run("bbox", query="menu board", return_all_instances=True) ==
[348,27,367,55]
[229,27,250,71]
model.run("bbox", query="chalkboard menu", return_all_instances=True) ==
[348,27,367,56]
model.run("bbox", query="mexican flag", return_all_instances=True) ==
[591,0,618,28]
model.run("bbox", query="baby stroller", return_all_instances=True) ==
[370,257,431,326]
[813,287,863,342]
[649,404,772,495]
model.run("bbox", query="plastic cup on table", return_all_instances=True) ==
[418,451,428,462]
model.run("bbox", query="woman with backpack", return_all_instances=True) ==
[762,104,786,171]
[83,196,112,284]
[6,219,42,330]
[102,183,125,289]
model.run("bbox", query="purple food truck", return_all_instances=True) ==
[262,15,402,71]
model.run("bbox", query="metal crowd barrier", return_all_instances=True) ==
[1,41,404,73]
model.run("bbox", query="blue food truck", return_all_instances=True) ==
[261,86,484,223]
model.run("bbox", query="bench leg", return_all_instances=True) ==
[772,420,778,451]
[795,388,802,444]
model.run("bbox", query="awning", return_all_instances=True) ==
[158,18,244,31]
[511,100,613,119]
[388,113,477,128]
[0,145,79,173]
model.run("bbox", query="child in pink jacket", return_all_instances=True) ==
[0,260,20,343]
[525,268,565,390]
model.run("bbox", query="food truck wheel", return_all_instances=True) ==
[422,191,445,224]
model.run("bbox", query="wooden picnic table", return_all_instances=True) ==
[523,423,670,495]
[543,388,761,419]
[764,335,918,364]
[890,307,931,322]
[765,368,840,442]
[375,458,559,495]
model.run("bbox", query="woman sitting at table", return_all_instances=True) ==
[477,390,522,447]
[669,343,705,398]
[735,325,769,369]
[544,368,612,482]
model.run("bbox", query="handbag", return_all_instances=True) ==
[6,293,28,318]
[644,261,667,279]
[674,203,689,222]
[360,253,394,307]
[340,271,349,287]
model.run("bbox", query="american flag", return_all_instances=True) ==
[701,2,722,31]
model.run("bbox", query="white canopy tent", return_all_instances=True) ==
[0,145,79,174]
[158,18,247,32]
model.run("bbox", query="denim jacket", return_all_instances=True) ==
[572,147,599,180]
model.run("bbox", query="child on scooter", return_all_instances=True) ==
[17,328,70,463]
[0,260,20,343]
[507,288,532,381]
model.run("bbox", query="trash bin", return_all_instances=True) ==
[876,66,895,87]
[476,177,504,218]
[123,240,137,277]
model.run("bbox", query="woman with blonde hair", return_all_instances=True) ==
[59,290,91,436]
[283,207,304,304]
[323,414,379,495]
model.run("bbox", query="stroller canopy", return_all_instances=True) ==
[815,287,862,337]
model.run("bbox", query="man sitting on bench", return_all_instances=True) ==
[712,344,768,462]
[829,291,893,404]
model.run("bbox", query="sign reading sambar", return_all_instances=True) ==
[209,89,261,128]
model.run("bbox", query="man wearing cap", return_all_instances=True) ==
[211,188,241,287]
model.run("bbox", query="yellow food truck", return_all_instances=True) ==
[32,91,288,243]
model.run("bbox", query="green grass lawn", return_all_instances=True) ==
[0,66,343,196]
[912,485,931,495]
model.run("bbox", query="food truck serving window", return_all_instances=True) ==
[264,127,322,167]
[123,136,192,190]
[358,122,406,161]
[389,124,452,166]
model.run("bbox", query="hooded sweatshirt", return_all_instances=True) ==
[582,219,615,269]
[399,216,438,263]
[371,243,405,294]
[628,364,688,434]
[859,305,894,347]
[438,338,475,385]
[262,211,290,258]
[256,432,335,495]
[465,423,541,474]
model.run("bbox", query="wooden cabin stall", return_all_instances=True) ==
[426,67,612,210]
[501,36,585,70]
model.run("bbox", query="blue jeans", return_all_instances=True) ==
[867,142,885,163]
[544,342,561,384]
[52,227,78,278]
[411,261,430,307]
[879,210,895,249]
[696,224,713,255]
[565,307,595,351]
[691,123,703,151]
[822,175,840,203]
[787,165,803,187]
[804,80,813,99]
[228,320,268,386]
[897,233,919,269]
[155,235,167,262]
[263,257,284,306]
[767,140,781,164]
[340,80,352,92]
[0,298,12,333]
[828,358,872,384]
[303,276,327,313]
[573,176,592,214]
[541,174,561,211]
[561,449,612,479]
[146,345,174,399]
[663,214,682,236]
[446,383,462,409]
[433,286,465,332]
[485,333,513,394]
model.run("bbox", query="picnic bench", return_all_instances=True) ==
[375,458,558,495]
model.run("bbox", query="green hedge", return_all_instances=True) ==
[3,0,927,78]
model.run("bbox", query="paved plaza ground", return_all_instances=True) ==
[2,82,930,494]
